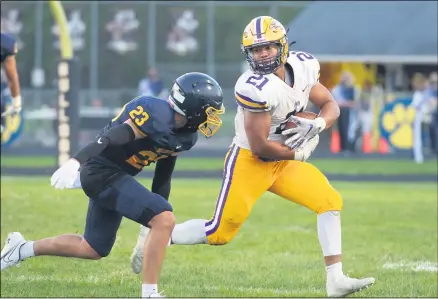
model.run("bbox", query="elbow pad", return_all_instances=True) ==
[102,123,135,146]
[73,124,135,164]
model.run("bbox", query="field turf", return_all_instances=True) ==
[1,155,437,175]
[1,178,437,297]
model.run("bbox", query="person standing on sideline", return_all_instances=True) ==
[332,71,356,153]
[410,73,428,164]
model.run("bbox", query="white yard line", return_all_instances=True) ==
[4,270,135,284]
[383,261,437,272]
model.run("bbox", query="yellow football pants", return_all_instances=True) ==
[205,144,343,245]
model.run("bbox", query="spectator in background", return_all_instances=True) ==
[410,73,428,164]
[356,80,375,152]
[426,72,438,155]
[137,67,163,98]
[1,69,11,133]
[332,71,356,153]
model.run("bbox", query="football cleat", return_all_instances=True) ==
[1,232,26,271]
[326,275,375,297]
[147,291,165,298]
[130,225,149,274]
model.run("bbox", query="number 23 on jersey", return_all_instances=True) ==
[129,106,150,126]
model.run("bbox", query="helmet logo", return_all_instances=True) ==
[254,38,267,43]
[269,21,282,32]
[171,83,185,103]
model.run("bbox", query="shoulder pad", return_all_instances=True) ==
[126,96,173,136]
[234,72,270,112]
[288,51,320,86]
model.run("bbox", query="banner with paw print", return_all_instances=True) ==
[379,98,415,151]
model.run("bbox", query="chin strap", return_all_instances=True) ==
[286,28,296,47]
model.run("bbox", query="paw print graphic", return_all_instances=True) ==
[381,102,415,149]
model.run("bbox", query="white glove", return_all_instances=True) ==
[293,135,319,162]
[50,158,81,190]
[1,95,22,117]
[282,116,326,149]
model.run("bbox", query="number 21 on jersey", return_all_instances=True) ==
[246,74,269,91]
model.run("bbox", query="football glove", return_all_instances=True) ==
[1,95,22,117]
[293,135,319,162]
[50,158,80,189]
[282,115,326,149]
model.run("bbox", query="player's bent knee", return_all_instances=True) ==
[136,194,173,228]
[149,211,175,231]
[208,233,235,245]
[81,237,106,259]
[207,216,244,245]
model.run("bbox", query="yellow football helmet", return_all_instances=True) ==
[241,16,289,75]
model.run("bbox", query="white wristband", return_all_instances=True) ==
[294,150,304,162]
[315,117,326,132]
[12,95,22,106]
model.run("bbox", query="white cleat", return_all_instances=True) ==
[326,275,375,297]
[1,232,26,271]
[147,292,165,298]
[130,225,149,274]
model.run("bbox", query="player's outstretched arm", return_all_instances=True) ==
[3,55,20,100]
[1,39,22,117]
[73,119,140,165]
[51,119,141,189]
[152,155,177,200]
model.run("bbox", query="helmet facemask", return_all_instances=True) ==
[197,104,225,138]
[242,41,285,75]
[168,81,225,138]
[241,16,290,75]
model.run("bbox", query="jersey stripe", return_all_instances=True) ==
[235,91,268,110]
[235,99,268,111]
[255,17,262,39]
[205,144,240,235]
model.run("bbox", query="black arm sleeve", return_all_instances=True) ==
[152,155,177,200]
[73,123,135,164]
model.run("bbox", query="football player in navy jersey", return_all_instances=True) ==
[0,72,225,298]
[1,32,22,132]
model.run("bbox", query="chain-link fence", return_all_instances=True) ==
[1,1,310,153]
[2,1,308,90]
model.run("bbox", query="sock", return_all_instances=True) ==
[142,284,158,297]
[171,219,208,245]
[326,262,344,280]
[317,211,342,256]
[19,241,35,259]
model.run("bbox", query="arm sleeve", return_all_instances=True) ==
[151,155,177,200]
[73,123,135,164]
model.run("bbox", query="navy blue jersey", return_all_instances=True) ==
[93,96,198,176]
[1,33,17,63]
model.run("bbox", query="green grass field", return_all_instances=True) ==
[1,178,437,297]
[1,155,437,175]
